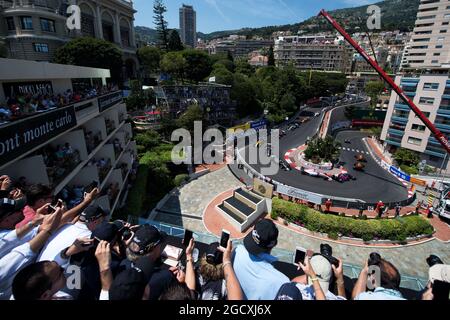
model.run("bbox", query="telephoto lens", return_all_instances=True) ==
[368,252,382,266]
[320,243,333,258]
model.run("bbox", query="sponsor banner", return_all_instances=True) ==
[253,178,274,198]
[0,106,77,167]
[98,91,123,112]
[250,119,268,130]
[229,122,251,133]
[3,81,53,97]
[410,177,427,187]
[389,166,411,182]
[276,184,323,205]
[74,101,94,112]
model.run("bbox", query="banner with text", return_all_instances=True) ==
[3,81,53,97]
[0,106,77,167]
[276,184,323,204]
[389,166,411,182]
[98,91,123,112]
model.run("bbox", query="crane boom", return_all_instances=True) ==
[319,9,450,155]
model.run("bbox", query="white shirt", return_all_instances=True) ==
[0,242,36,300]
[296,283,347,300]
[37,222,91,268]
[354,287,405,300]
[0,227,39,259]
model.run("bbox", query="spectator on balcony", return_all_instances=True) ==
[352,258,405,300]
[122,224,176,300]
[37,195,104,268]
[232,219,289,300]
[16,184,53,229]
[294,255,347,300]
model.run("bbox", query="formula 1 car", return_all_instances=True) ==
[332,172,356,183]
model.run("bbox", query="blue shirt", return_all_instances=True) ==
[355,287,405,300]
[232,245,289,300]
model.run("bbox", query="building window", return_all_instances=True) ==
[408,137,422,146]
[434,53,441,56]
[423,83,439,90]
[411,124,426,132]
[443,22,450,26]
[20,16,33,30]
[40,18,55,32]
[440,29,447,33]
[416,112,431,118]
[6,17,15,30]
[432,60,439,63]
[33,43,49,53]
[419,97,435,105]
[437,37,445,41]
[444,14,450,19]
[436,45,444,48]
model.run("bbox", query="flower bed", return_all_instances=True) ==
[271,198,434,243]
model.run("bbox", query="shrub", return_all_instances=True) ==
[328,231,339,240]
[272,198,434,242]
[174,174,189,187]
[271,210,279,220]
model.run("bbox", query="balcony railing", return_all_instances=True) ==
[0,0,67,14]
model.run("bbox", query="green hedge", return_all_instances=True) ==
[272,198,434,243]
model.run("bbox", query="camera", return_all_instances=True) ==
[113,220,133,241]
[426,254,444,268]
[319,243,339,267]
[368,252,382,266]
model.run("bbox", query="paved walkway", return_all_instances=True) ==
[154,166,244,224]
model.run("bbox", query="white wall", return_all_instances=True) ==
[2,155,49,185]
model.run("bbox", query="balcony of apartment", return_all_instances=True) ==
[425,143,446,158]
[437,97,450,116]
[434,115,450,131]
[391,110,410,123]
[394,103,411,112]
[385,133,403,147]
[0,0,66,15]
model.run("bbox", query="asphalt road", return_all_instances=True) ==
[232,106,408,203]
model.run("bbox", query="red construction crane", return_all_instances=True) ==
[318,9,450,155]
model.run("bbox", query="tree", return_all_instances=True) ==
[267,45,275,66]
[177,105,204,132]
[161,51,186,82]
[168,30,184,51]
[231,73,260,117]
[181,49,212,83]
[235,59,254,77]
[210,66,234,85]
[213,59,235,72]
[53,37,123,82]
[135,130,162,154]
[304,136,341,163]
[365,81,386,108]
[344,105,355,119]
[153,0,169,51]
[137,46,161,75]
[394,148,420,167]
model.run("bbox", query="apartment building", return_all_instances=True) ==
[179,4,196,48]
[0,0,138,78]
[274,35,352,74]
[214,39,273,58]
[0,58,137,216]
[406,0,450,70]
[381,74,450,169]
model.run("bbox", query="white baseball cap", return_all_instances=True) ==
[308,255,332,293]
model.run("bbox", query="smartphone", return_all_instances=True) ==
[182,229,193,246]
[47,205,57,214]
[293,247,306,266]
[432,280,450,301]
[219,229,230,249]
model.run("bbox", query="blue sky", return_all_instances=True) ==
[133,0,378,33]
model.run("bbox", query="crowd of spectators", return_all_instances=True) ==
[1,171,448,301]
[0,84,119,126]
[41,143,81,186]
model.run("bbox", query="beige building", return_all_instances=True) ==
[0,0,138,78]
[274,35,352,74]
[406,0,450,70]
[381,74,450,169]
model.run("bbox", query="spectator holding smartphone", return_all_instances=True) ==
[232,219,289,300]
[16,184,52,228]
[1,208,62,300]
[352,256,405,300]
